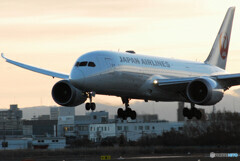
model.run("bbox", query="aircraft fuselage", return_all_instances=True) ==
[70,50,226,102]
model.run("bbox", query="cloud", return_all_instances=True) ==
[225,87,240,97]
[0,0,207,20]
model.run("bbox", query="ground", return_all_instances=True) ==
[0,146,239,161]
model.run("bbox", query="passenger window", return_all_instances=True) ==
[88,62,96,67]
[79,61,88,66]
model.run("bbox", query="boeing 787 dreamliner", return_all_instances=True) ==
[2,7,239,120]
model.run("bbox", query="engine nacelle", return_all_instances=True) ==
[52,80,87,107]
[186,77,224,105]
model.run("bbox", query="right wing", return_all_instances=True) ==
[1,53,69,79]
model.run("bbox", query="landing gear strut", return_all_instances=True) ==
[183,103,202,120]
[85,92,96,111]
[117,97,137,120]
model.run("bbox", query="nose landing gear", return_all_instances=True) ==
[183,103,202,120]
[85,92,96,111]
[117,97,137,120]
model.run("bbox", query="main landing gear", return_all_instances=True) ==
[117,97,137,120]
[183,103,202,120]
[85,92,96,111]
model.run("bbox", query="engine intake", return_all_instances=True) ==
[52,80,87,106]
[187,78,224,105]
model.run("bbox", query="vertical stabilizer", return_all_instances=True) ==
[204,7,235,69]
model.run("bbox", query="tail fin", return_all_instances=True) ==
[204,7,235,69]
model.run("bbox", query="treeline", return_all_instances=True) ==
[139,111,240,146]
[70,111,240,147]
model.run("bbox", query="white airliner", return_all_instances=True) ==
[2,7,239,120]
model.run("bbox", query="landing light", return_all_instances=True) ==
[153,80,158,85]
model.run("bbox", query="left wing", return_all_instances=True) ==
[152,74,240,102]
[154,74,240,91]
[1,53,69,79]
[154,77,195,86]
[214,73,240,89]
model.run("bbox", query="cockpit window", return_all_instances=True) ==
[75,61,95,67]
[79,61,88,66]
[88,62,96,67]
[75,62,80,67]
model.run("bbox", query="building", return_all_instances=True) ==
[38,115,50,120]
[89,123,116,142]
[50,107,58,120]
[0,138,32,150]
[177,102,185,121]
[50,106,75,120]
[0,104,23,136]
[0,137,65,150]
[89,121,184,142]
[0,104,22,121]
[57,110,184,141]
[136,114,158,122]
[23,120,57,136]
[0,104,22,120]
[59,107,75,116]
[115,114,158,123]
[74,111,109,138]
[32,137,66,149]
[198,108,207,121]
[58,115,75,137]
[0,120,23,136]
[57,107,75,137]
[58,111,109,138]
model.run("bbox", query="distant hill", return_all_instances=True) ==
[21,106,51,120]
[20,103,120,120]
[20,101,178,121]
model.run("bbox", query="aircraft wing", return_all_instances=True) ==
[1,53,69,79]
[155,77,195,86]
[153,74,240,102]
[154,74,240,90]
[214,73,240,89]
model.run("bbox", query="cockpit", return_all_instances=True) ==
[75,61,96,67]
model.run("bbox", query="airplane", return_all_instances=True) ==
[1,7,239,120]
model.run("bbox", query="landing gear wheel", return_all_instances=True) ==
[85,92,96,111]
[125,108,132,117]
[85,103,90,111]
[183,104,202,120]
[187,110,193,120]
[130,110,137,120]
[194,109,202,120]
[117,108,124,118]
[183,108,189,117]
[90,103,96,111]
[117,97,137,120]
[117,108,127,120]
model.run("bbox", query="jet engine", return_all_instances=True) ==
[186,77,224,105]
[52,80,87,106]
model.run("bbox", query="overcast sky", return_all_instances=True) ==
[1,0,240,119]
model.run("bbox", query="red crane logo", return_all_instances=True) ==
[219,33,229,60]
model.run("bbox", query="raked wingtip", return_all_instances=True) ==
[1,53,6,59]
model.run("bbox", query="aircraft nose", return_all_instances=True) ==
[70,69,85,88]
